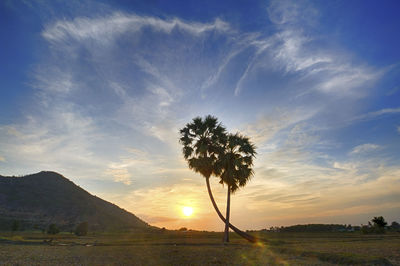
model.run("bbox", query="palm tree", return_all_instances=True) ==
[217,133,256,243]
[179,116,257,243]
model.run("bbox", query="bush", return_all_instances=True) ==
[75,222,88,236]
[11,220,20,232]
[47,224,60,234]
[361,225,385,234]
[372,216,387,228]
[389,221,400,232]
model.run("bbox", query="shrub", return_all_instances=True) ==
[75,222,88,236]
[372,216,387,228]
[47,223,60,235]
[361,217,388,234]
[11,220,20,232]
[389,221,400,232]
[361,225,373,234]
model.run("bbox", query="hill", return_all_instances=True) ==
[0,171,149,232]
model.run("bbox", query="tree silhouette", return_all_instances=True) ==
[75,221,88,236]
[11,220,20,232]
[218,133,256,243]
[180,115,257,243]
[47,223,60,235]
[372,216,387,228]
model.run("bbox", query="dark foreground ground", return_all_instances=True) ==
[0,230,399,265]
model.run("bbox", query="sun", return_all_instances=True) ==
[182,206,194,217]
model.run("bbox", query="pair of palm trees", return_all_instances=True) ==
[179,115,257,243]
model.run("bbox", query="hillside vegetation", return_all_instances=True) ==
[0,171,149,232]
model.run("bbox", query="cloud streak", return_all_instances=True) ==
[350,143,381,155]
[42,12,230,45]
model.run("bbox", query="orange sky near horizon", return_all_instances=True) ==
[95,165,400,231]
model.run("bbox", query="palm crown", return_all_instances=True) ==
[179,115,227,178]
[217,133,256,193]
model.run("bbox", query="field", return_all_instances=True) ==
[0,230,399,265]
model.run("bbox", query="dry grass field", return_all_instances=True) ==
[0,230,399,265]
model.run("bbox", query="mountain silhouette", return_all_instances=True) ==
[0,171,149,231]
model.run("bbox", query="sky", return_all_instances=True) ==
[0,0,399,231]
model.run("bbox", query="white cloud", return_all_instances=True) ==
[202,43,250,96]
[34,67,74,94]
[42,12,230,46]
[267,0,318,26]
[333,162,357,171]
[227,1,381,98]
[272,31,331,73]
[242,107,317,147]
[350,143,381,155]
[270,29,380,97]
[106,167,131,185]
[343,107,400,125]
[364,107,400,118]
[0,107,105,179]
[109,81,127,98]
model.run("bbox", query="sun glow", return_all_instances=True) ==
[182,206,194,217]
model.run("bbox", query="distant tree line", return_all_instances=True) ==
[8,220,89,236]
[254,217,400,233]
[251,224,355,233]
[361,216,400,234]
[277,224,353,233]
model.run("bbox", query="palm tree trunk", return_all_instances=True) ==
[223,184,231,243]
[205,177,258,243]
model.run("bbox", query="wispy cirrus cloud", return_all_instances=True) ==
[343,107,400,126]
[0,107,105,179]
[42,12,230,45]
[195,0,379,100]
[350,143,381,155]
[241,107,318,148]
[106,167,131,185]
[235,0,381,98]
[362,107,400,119]
[267,0,318,26]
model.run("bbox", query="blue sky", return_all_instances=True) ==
[1,0,399,230]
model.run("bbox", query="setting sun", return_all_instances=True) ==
[182,206,194,217]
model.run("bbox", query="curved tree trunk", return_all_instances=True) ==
[205,177,258,243]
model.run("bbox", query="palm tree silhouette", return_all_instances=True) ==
[179,115,257,243]
[217,133,256,243]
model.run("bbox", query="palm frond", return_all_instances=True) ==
[179,115,227,179]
